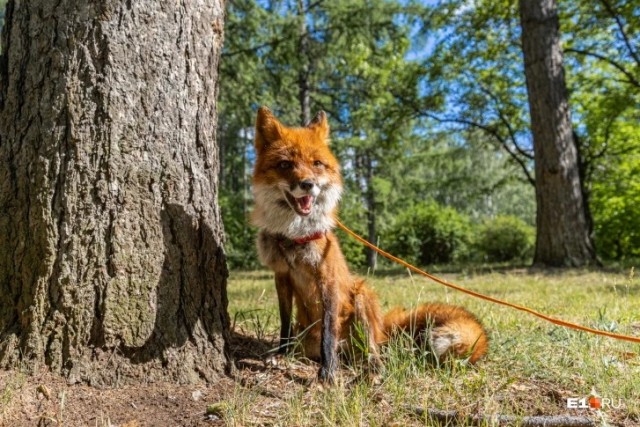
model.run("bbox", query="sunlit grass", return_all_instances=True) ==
[227,267,640,426]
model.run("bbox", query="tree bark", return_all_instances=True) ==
[297,0,311,126]
[519,0,597,266]
[0,0,229,385]
[364,152,378,270]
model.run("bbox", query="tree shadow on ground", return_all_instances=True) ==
[228,331,275,361]
[228,330,316,386]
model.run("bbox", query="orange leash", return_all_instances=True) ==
[336,219,640,344]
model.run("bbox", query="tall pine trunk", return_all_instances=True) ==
[364,152,377,270]
[519,0,596,267]
[0,0,229,385]
[297,0,311,125]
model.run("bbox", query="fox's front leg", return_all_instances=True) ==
[275,273,293,353]
[318,283,339,383]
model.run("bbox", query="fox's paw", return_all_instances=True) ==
[318,366,336,385]
[265,353,290,369]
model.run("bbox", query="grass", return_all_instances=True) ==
[1,370,26,419]
[225,266,640,426]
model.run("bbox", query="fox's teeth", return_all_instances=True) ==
[297,196,313,211]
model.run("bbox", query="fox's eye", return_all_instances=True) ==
[278,160,293,170]
[313,160,324,168]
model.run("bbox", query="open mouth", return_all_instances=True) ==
[285,192,314,216]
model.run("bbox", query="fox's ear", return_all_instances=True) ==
[255,106,283,152]
[308,110,330,143]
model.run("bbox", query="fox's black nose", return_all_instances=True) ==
[299,180,315,191]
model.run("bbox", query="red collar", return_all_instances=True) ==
[292,231,326,244]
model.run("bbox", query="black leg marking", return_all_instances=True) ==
[318,284,338,383]
[275,273,293,353]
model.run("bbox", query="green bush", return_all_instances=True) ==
[384,201,472,265]
[219,193,261,270]
[475,215,534,262]
[334,193,369,268]
[590,156,640,260]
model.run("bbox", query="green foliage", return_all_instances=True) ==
[335,193,369,269]
[475,215,534,262]
[219,193,260,270]
[562,0,640,261]
[386,130,536,225]
[591,152,640,260]
[384,200,472,265]
[219,0,435,269]
[218,0,639,267]
[424,0,640,261]
[424,0,534,184]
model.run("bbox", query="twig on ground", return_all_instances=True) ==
[407,406,595,427]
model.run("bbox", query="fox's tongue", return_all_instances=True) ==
[297,196,313,211]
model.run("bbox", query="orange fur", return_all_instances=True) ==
[384,303,488,363]
[251,107,488,382]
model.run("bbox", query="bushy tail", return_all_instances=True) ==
[383,303,488,364]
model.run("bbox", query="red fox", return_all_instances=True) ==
[252,107,488,382]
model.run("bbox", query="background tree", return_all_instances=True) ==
[519,0,596,266]
[0,0,229,384]
[421,0,638,265]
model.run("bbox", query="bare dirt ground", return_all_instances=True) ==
[0,334,301,427]
[1,370,231,427]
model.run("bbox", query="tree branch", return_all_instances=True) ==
[598,0,640,68]
[421,111,536,186]
[475,81,534,160]
[390,88,535,185]
[565,48,640,89]
[222,38,285,58]
[305,0,325,12]
[223,12,396,59]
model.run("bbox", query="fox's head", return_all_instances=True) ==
[252,107,343,238]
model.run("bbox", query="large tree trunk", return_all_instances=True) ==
[0,0,229,385]
[519,0,597,267]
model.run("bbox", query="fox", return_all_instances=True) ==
[251,106,488,383]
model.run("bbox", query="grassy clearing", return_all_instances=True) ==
[226,267,640,426]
